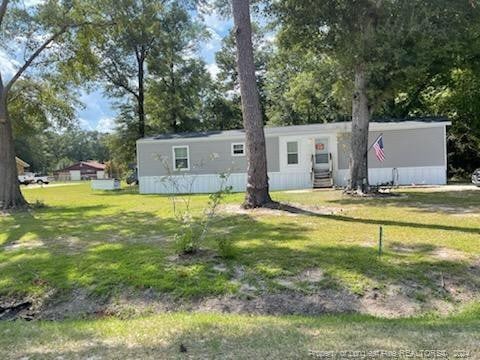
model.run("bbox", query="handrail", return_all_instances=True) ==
[329,153,333,186]
[311,154,315,185]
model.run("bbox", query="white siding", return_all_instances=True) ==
[334,166,447,186]
[139,172,312,194]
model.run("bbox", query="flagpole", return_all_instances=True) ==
[367,133,383,153]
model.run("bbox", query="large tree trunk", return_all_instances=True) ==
[349,65,370,193]
[0,93,27,210]
[232,0,272,208]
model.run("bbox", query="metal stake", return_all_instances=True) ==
[379,226,383,257]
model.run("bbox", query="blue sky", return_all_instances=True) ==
[0,4,233,133]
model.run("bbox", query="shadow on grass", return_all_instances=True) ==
[0,204,179,249]
[326,190,480,215]
[269,202,480,234]
[4,306,480,359]
[1,199,478,310]
[0,211,313,299]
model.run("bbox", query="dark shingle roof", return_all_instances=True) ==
[141,117,449,142]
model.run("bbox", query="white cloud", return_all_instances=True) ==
[95,117,116,133]
[206,63,220,80]
[197,1,232,35]
[78,118,93,131]
[24,0,46,6]
[196,2,232,65]
[203,13,231,35]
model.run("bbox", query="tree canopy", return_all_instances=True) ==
[5,0,480,187]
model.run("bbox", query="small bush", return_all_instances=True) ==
[216,237,236,259]
[164,168,233,256]
[174,220,202,254]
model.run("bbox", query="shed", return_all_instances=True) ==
[55,161,106,181]
[16,157,30,175]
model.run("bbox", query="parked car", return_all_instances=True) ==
[472,169,480,186]
[18,173,34,185]
[33,174,50,184]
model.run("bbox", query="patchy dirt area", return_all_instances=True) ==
[390,243,473,262]
[4,261,479,321]
[413,184,479,192]
[220,203,343,217]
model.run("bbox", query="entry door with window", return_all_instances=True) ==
[314,138,330,171]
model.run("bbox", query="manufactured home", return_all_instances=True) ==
[136,119,450,194]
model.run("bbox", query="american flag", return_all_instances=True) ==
[373,135,385,162]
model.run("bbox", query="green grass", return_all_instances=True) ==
[0,183,479,300]
[1,183,480,358]
[1,305,479,359]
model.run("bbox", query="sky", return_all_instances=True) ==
[0,4,233,133]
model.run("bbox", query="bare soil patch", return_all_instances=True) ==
[3,239,45,251]
[220,202,342,217]
[5,263,478,321]
[3,255,479,320]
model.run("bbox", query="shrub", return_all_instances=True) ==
[161,165,233,255]
[216,237,236,259]
[174,220,202,254]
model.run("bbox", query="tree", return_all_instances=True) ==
[0,0,96,209]
[214,22,272,123]
[100,2,209,169]
[147,3,209,133]
[274,0,480,192]
[91,0,199,140]
[266,49,348,125]
[200,85,243,130]
[232,0,272,207]
[10,79,79,173]
[103,103,139,167]
[91,0,167,140]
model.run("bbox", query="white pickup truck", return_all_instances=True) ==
[32,174,50,184]
[472,169,480,187]
[18,172,50,185]
[18,173,34,185]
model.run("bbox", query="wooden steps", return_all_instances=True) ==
[313,169,333,188]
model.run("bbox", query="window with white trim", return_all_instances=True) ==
[231,142,245,156]
[173,146,190,170]
[287,141,299,165]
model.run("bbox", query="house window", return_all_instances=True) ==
[231,142,245,156]
[287,141,299,165]
[172,146,190,170]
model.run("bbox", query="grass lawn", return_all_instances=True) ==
[1,306,479,359]
[0,183,479,357]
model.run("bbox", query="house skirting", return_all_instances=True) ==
[335,166,447,187]
[139,166,446,194]
[139,172,312,194]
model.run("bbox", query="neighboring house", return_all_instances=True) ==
[55,161,106,181]
[16,157,30,175]
[136,118,450,194]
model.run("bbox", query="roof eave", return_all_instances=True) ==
[137,120,452,144]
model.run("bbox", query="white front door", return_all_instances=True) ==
[314,138,330,171]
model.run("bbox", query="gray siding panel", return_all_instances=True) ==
[138,136,280,176]
[337,127,446,170]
